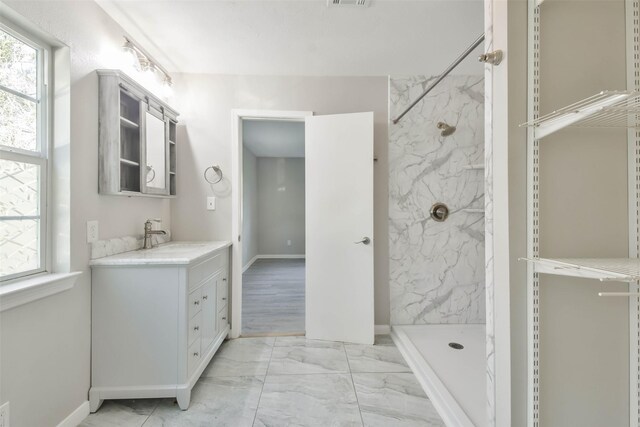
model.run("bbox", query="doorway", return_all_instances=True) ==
[241,119,306,336]
[231,109,375,344]
[230,110,311,339]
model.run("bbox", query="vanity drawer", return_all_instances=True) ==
[188,311,202,346]
[217,309,228,332]
[188,288,202,319]
[216,274,228,311]
[189,253,224,290]
[188,339,201,376]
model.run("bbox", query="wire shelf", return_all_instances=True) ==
[521,257,640,282]
[520,90,640,139]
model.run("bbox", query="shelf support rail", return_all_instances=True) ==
[391,33,485,125]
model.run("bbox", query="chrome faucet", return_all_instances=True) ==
[143,219,167,249]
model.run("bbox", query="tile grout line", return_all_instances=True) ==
[139,400,160,427]
[251,337,277,427]
[343,343,366,427]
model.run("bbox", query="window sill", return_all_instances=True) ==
[0,271,82,313]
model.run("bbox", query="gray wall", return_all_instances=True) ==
[257,157,305,256]
[242,147,258,267]
[1,1,171,426]
[171,74,390,325]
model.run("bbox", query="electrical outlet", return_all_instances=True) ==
[287,240,292,246]
[207,197,216,211]
[87,220,99,243]
[0,401,10,427]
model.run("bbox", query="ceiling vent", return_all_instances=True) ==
[327,0,369,7]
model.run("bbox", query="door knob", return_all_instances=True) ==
[355,237,371,245]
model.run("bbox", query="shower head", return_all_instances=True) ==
[437,122,456,137]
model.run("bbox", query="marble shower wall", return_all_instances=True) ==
[389,74,485,325]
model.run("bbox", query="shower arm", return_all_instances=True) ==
[392,33,485,125]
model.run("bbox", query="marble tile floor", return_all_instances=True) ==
[242,258,305,336]
[80,335,445,427]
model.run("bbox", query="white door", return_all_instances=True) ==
[305,112,374,345]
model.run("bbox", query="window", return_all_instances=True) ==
[0,24,49,281]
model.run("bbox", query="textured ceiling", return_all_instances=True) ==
[96,0,484,76]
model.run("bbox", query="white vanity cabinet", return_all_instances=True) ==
[89,242,231,412]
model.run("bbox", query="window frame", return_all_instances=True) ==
[0,21,52,283]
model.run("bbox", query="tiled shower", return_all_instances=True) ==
[389,74,485,325]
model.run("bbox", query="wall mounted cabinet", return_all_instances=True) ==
[97,70,179,197]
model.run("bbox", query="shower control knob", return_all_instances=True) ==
[430,203,449,222]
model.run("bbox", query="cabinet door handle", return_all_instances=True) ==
[193,352,199,357]
[193,300,200,306]
[222,297,227,301]
[194,326,199,331]
[223,278,227,281]
[222,317,227,320]
[202,295,208,300]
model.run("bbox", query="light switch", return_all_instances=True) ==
[87,220,99,243]
[207,197,216,211]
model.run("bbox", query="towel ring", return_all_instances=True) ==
[146,165,155,183]
[204,165,223,184]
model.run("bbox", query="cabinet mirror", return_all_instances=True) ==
[144,110,167,193]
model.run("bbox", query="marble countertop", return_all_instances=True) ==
[90,241,232,266]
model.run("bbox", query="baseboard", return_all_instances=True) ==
[374,324,390,335]
[243,254,305,272]
[57,401,90,427]
[256,254,305,259]
[242,255,259,273]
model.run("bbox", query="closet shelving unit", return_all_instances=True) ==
[524,1,640,426]
[521,89,640,284]
[523,90,640,139]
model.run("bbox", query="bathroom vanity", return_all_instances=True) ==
[88,241,231,412]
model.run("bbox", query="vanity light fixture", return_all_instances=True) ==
[122,37,172,90]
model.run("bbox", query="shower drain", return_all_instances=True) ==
[448,342,464,350]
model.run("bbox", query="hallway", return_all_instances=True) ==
[242,258,305,336]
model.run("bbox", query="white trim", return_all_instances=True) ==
[242,254,306,272]
[391,326,474,427]
[56,401,89,427]
[231,109,313,339]
[255,254,305,259]
[243,255,259,273]
[0,271,81,312]
[627,1,640,426]
[374,324,390,335]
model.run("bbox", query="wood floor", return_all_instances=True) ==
[242,258,305,336]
